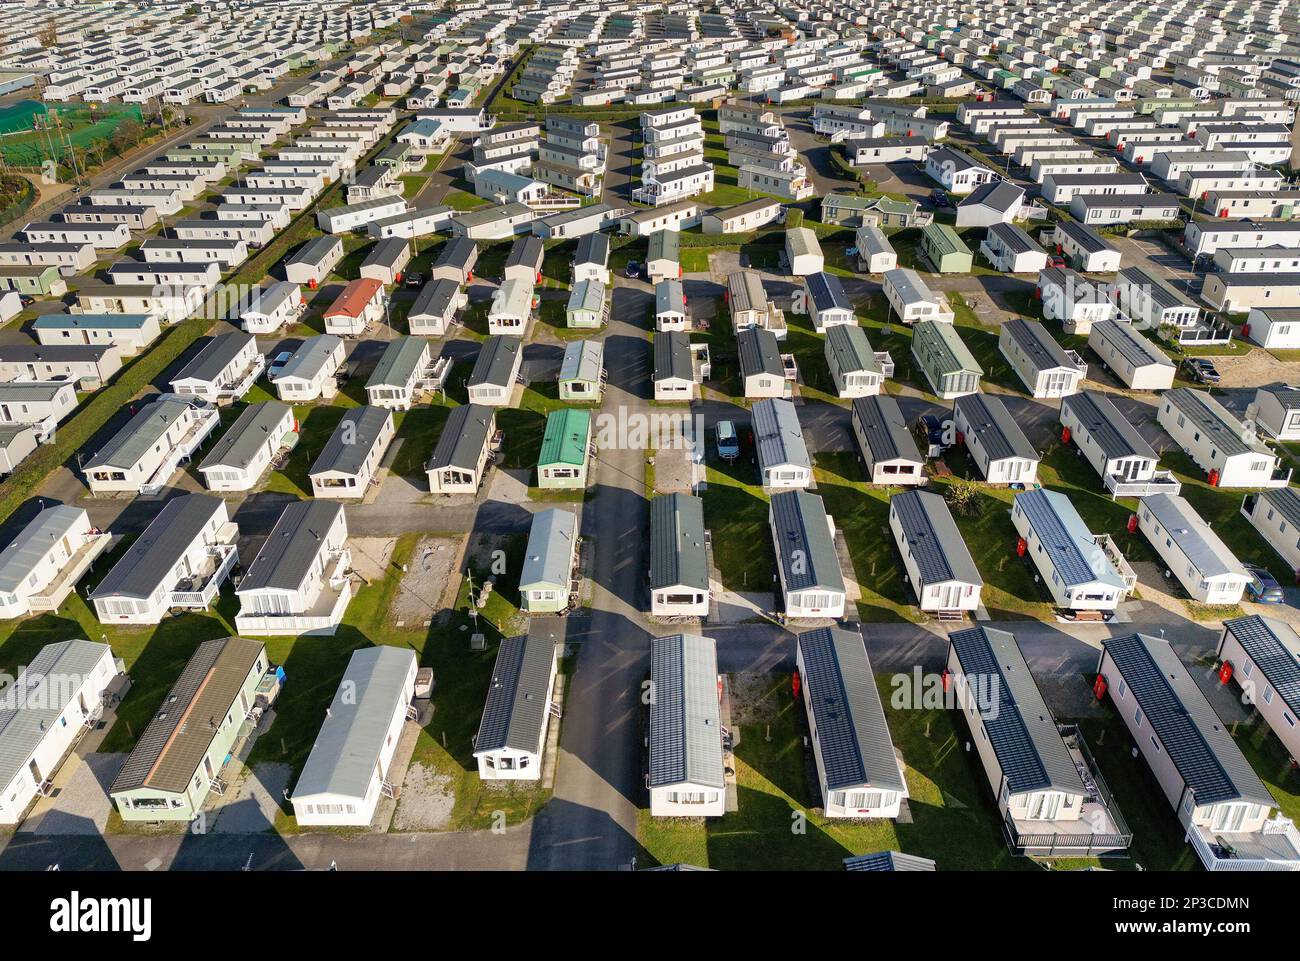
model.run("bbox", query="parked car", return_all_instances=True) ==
[920,413,947,447]
[625,260,640,279]
[715,420,740,461]
[267,350,292,379]
[1244,563,1286,604]
[930,188,949,208]
[1048,255,1067,268]
[404,272,424,289]
[1182,357,1221,385]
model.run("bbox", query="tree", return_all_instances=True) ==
[37,19,57,47]
[944,477,984,518]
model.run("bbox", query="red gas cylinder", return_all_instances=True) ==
[1241,323,1251,339]
[308,277,318,290]
[1209,468,1220,487]
[292,418,300,433]
[1061,425,1071,444]
[395,272,402,284]
[941,668,952,693]
[1219,661,1234,685]
[536,270,541,283]
[1093,674,1108,700]
[1135,155,1144,164]
[1127,513,1138,534]
[792,669,801,699]
[1016,536,1027,557]
[956,431,965,447]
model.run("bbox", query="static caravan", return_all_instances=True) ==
[797,627,908,819]
[234,500,353,637]
[90,494,238,624]
[1253,384,1300,441]
[0,507,109,620]
[537,408,592,490]
[408,278,466,338]
[82,395,219,495]
[1011,489,1127,612]
[855,226,897,274]
[1240,487,1300,575]
[323,278,385,337]
[1086,320,1175,391]
[804,272,855,333]
[291,646,417,826]
[566,279,608,329]
[648,633,727,817]
[824,324,884,399]
[1037,266,1115,335]
[488,277,534,337]
[851,395,924,486]
[359,238,412,286]
[883,268,953,325]
[753,398,812,489]
[652,331,704,403]
[1157,388,1289,488]
[110,637,268,821]
[784,227,824,275]
[950,627,1129,856]
[0,639,120,825]
[1217,616,1300,767]
[169,331,263,404]
[1060,391,1180,498]
[467,336,523,407]
[1138,493,1250,605]
[309,406,395,500]
[769,490,846,620]
[890,490,984,614]
[33,313,161,357]
[198,401,296,492]
[519,508,579,614]
[284,235,344,286]
[273,333,346,402]
[649,493,710,619]
[426,404,496,496]
[473,630,559,781]
[572,232,611,284]
[366,337,431,411]
[240,281,305,334]
[998,319,1085,399]
[559,339,605,403]
[952,393,1039,485]
[911,320,983,400]
[738,327,788,400]
[1097,633,1300,870]
[655,278,688,332]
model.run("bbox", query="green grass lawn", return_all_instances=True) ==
[699,460,773,594]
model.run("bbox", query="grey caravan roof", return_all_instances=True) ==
[962,179,1024,213]
[737,326,783,379]
[427,403,493,472]
[468,336,521,389]
[173,331,254,385]
[1002,318,1073,373]
[1258,486,1300,532]
[1117,266,1192,312]
[560,339,603,384]
[770,490,844,593]
[0,506,88,594]
[950,626,1086,796]
[367,336,427,389]
[806,271,852,314]
[361,237,409,270]
[310,406,390,476]
[519,508,577,590]
[410,277,460,319]
[797,626,906,793]
[90,494,223,600]
[474,629,557,754]
[891,489,983,587]
[843,851,937,871]
[0,640,113,793]
[1016,488,1124,591]
[649,493,709,592]
[1054,217,1113,254]
[292,646,416,800]
[574,231,609,267]
[656,277,685,316]
[84,395,196,471]
[648,633,725,790]
[852,395,920,464]
[654,330,692,383]
[200,401,292,471]
[954,392,1037,463]
[433,236,477,272]
[278,334,342,383]
[1222,615,1300,718]
[1091,320,1172,372]
[754,398,810,472]
[1102,633,1274,808]
[1141,493,1247,580]
[826,323,880,376]
[1164,387,1266,460]
[1061,391,1156,461]
[286,234,341,270]
[505,235,544,273]
[239,500,344,593]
